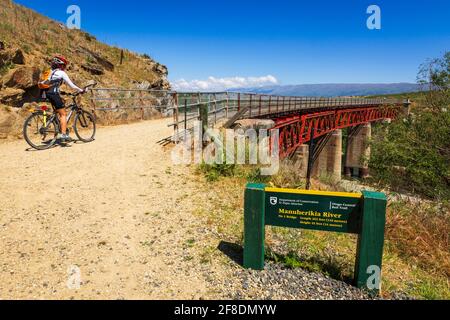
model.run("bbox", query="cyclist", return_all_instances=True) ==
[39,55,85,142]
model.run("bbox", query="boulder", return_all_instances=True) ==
[0,48,26,67]
[11,49,26,65]
[148,78,171,90]
[0,105,30,140]
[153,63,168,76]
[82,63,104,75]
[0,88,25,106]
[136,80,151,90]
[4,66,40,89]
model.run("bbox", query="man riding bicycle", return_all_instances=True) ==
[38,55,85,142]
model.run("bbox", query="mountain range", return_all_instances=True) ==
[231,83,422,97]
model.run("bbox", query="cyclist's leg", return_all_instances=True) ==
[57,108,67,135]
[47,93,67,137]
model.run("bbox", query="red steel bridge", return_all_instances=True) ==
[167,92,409,159]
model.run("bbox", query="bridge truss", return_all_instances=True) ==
[273,105,401,158]
[169,92,406,158]
[86,88,407,157]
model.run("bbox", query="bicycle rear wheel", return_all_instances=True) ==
[74,110,96,142]
[23,112,58,150]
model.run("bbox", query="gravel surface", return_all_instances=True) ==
[0,118,413,300]
[220,263,374,300]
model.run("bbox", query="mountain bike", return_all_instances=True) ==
[23,83,97,150]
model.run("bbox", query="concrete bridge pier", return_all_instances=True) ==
[344,124,372,179]
[294,131,343,181]
[293,144,309,177]
[312,130,343,181]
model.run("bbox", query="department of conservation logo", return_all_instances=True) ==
[270,197,278,205]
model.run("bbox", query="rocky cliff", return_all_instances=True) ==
[0,0,171,138]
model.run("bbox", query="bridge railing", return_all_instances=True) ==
[88,88,175,116]
[85,89,405,144]
[168,92,404,142]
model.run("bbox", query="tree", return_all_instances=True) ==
[371,52,450,200]
[417,51,450,111]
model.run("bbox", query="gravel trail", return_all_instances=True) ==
[0,118,380,300]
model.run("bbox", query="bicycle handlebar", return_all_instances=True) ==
[70,82,98,97]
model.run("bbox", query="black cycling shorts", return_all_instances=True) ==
[46,93,65,110]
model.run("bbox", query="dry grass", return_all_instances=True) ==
[194,160,450,299]
[386,201,450,277]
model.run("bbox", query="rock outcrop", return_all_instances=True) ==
[4,66,40,89]
[0,48,26,67]
[0,1,171,112]
[77,46,115,72]
[82,63,105,75]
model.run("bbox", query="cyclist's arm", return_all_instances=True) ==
[60,71,84,93]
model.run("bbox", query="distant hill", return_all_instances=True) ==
[231,83,422,97]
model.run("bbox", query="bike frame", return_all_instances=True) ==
[42,105,78,134]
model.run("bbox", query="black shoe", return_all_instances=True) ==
[59,134,73,143]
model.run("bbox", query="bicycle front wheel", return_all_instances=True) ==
[23,112,58,150]
[74,110,96,142]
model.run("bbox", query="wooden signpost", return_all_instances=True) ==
[243,183,387,295]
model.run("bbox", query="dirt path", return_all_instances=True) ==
[0,118,223,300]
[0,118,387,301]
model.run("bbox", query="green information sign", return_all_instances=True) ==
[243,183,387,295]
[265,188,362,234]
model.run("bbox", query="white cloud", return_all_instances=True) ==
[171,75,278,92]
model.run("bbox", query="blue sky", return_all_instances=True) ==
[14,0,450,89]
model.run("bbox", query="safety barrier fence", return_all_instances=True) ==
[86,88,406,146]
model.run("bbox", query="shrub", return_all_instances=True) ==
[370,52,450,200]
[0,62,14,76]
[370,109,450,200]
[198,162,236,182]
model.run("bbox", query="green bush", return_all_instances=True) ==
[198,162,236,182]
[0,62,14,76]
[371,111,450,200]
[370,52,450,200]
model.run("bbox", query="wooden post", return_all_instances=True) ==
[199,102,209,139]
[184,99,188,140]
[225,92,229,119]
[243,183,266,270]
[139,91,145,120]
[120,49,124,65]
[89,89,97,117]
[268,96,272,114]
[197,92,202,129]
[173,93,179,142]
[354,191,387,295]
[259,95,262,116]
[212,94,217,125]
[238,93,241,112]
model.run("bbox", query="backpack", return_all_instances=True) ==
[38,69,56,90]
